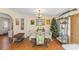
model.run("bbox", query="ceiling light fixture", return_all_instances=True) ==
[35,8,45,18]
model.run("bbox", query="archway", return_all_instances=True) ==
[0,12,13,49]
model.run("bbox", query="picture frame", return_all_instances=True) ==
[31,20,35,25]
[16,18,19,25]
[46,19,50,25]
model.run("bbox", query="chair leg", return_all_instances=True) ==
[31,39,36,47]
[44,39,49,48]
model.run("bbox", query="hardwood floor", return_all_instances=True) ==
[0,36,64,50]
[0,35,11,50]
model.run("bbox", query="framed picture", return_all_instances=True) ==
[21,18,24,30]
[31,20,35,25]
[46,19,50,25]
[16,18,19,25]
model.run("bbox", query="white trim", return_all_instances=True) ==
[68,17,71,43]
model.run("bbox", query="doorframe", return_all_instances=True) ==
[0,12,13,42]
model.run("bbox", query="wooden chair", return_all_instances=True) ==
[32,32,48,47]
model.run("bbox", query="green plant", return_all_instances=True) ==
[50,18,59,38]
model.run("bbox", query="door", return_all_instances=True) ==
[59,17,69,43]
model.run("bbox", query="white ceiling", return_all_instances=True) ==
[11,8,73,16]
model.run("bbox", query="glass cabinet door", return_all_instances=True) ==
[59,17,69,43]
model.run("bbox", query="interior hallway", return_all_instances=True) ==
[0,36,64,50]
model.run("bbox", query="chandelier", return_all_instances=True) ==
[36,9,41,18]
[35,9,45,18]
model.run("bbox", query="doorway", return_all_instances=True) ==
[0,13,13,50]
[0,18,9,35]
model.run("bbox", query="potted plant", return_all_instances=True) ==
[50,18,59,39]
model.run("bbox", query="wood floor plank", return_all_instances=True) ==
[0,36,64,50]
